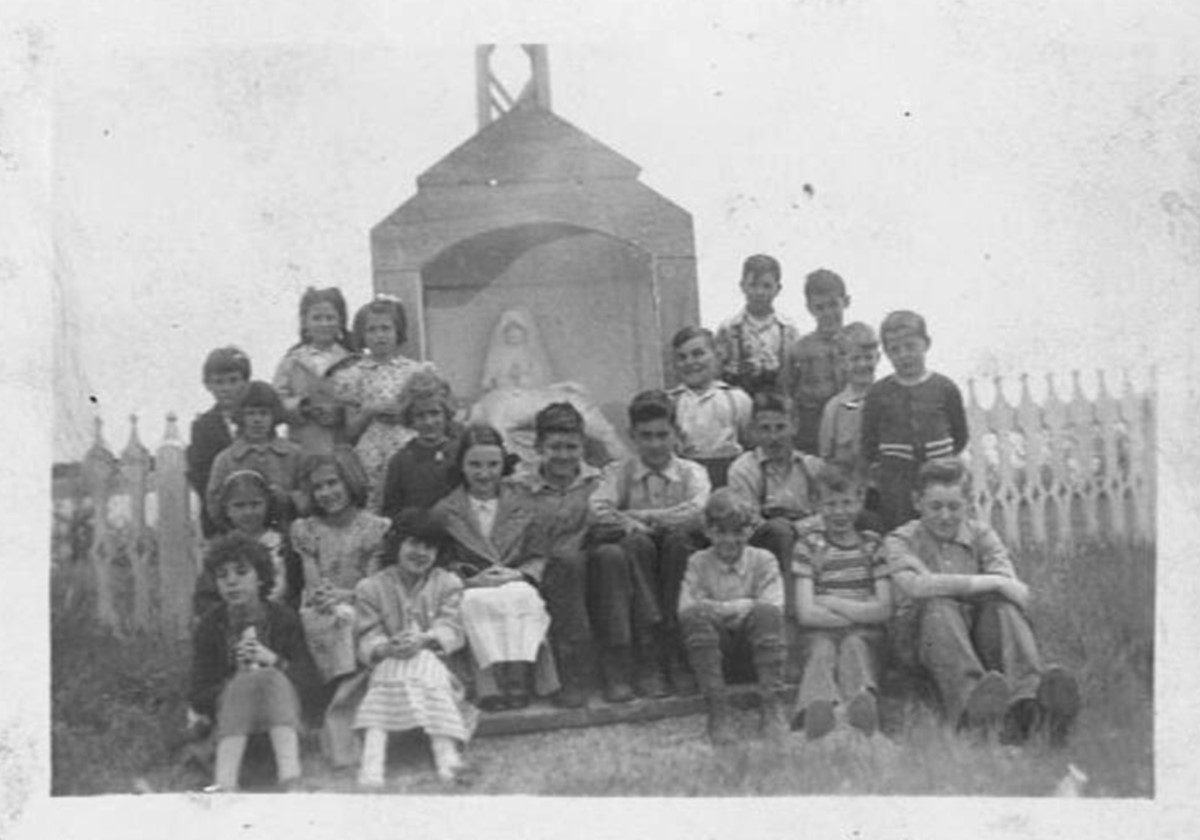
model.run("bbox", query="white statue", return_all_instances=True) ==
[469,307,628,466]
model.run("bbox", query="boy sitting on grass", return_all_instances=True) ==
[791,464,890,740]
[679,489,787,745]
[884,457,1080,745]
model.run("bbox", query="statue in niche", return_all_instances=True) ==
[469,307,628,467]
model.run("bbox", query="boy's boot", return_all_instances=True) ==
[507,662,532,709]
[635,632,671,699]
[552,641,591,709]
[754,644,789,742]
[692,645,736,745]
[665,628,698,697]
[601,645,635,703]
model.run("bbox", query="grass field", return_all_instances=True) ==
[50,538,1153,798]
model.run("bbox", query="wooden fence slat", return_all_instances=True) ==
[81,418,121,634]
[989,377,1022,546]
[1094,370,1126,539]
[155,413,194,641]
[1017,374,1048,545]
[120,414,153,631]
[1066,370,1101,540]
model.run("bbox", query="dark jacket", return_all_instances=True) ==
[188,406,236,538]
[189,599,317,718]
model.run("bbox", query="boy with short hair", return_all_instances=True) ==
[679,489,787,745]
[589,390,712,699]
[667,326,753,488]
[785,268,851,456]
[189,346,252,537]
[725,391,821,615]
[510,402,603,708]
[714,254,801,395]
[861,310,968,530]
[884,458,1080,745]
[791,464,891,741]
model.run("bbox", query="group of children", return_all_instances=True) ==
[183,263,1079,791]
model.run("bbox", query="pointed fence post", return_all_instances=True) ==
[1041,373,1070,549]
[1093,370,1126,539]
[964,379,994,529]
[1017,374,1048,545]
[121,415,153,631]
[81,417,121,633]
[989,376,1021,546]
[156,413,195,640]
[1067,371,1101,540]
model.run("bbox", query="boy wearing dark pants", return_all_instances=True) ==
[791,465,891,740]
[679,490,787,745]
[511,402,603,708]
[884,458,1080,745]
[589,391,712,700]
[726,391,820,617]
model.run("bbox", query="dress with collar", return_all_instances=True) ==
[330,353,435,512]
[204,436,305,523]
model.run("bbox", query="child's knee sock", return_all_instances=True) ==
[214,735,248,790]
[430,735,462,780]
[358,728,388,785]
[268,726,301,782]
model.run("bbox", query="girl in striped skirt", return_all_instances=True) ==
[353,509,477,786]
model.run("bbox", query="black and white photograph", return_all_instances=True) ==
[3,0,1198,836]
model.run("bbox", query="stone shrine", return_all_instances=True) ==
[370,46,698,439]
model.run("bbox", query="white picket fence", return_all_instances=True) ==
[51,368,1155,638]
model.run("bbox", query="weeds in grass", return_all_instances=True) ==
[50,538,1153,797]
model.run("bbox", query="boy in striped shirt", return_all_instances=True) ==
[861,310,968,530]
[791,464,892,740]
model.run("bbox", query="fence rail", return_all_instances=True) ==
[51,368,1156,638]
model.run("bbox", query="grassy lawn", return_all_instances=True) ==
[50,539,1153,798]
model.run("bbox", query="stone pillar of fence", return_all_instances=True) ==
[120,415,153,631]
[81,417,121,634]
[156,413,195,640]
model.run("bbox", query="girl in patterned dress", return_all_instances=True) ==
[331,295,435,512]
[291,447,391,686]
[273,287,354,455]
[353,509,477,786]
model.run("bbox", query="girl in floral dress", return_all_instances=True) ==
[291,447,391,686]
[331,295,435,512]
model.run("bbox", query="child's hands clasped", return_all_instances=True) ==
[386,629,427,660]
[466,567,524,588]
[236,637,279,668]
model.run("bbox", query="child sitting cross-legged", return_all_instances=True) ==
[351,509,478,787]
[189,533,317,793]
[790,464,891,741]
[678,489,787,745]
[884,458,1081,745]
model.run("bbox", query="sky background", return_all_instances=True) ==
[46,1,1199,462]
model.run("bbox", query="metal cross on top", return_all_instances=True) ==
[475,44,552,129]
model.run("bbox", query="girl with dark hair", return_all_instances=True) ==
[272,287,354,452]
[329,295,438,511]
[433,425,558,711]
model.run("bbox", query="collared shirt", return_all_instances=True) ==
[726,448,820,519]
[715,309,801,383]
[678,546,784,613]
[469,496,499,541]
[667,381,752,459]
[792,516,887,602]
[883,518,1018,625]
[590,455,711,531]
[786,330,845,411]
[818,384,870,474]
[272,343,352,411]
[509,463,603,557]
